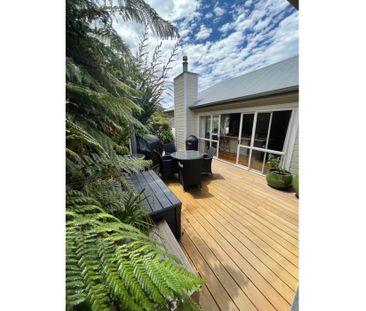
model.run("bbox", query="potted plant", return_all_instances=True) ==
[266,154,293,190]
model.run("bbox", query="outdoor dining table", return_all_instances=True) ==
[170,150,204,161]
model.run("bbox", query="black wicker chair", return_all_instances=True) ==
[178,159,203,191]
[163,143,177,155]
[154,150,178,179]
[201,147,216,176]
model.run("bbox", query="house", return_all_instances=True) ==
[173,55,299,175]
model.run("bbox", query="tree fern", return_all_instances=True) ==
[66,0,204,309]
[66,119,107,156]
[66,192,203,310]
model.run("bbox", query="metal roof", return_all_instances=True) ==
[191,55,298,109]
[164,106,174,113]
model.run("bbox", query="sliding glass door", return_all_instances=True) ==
[198,109,293,174]
[218,113,240,163]
[198,114,220,156]
[237,113,255,168]
[237,110,292,174]
[198,115,210,153]
[211,115,219,156]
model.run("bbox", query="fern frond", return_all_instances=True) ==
[104,0,179,39]
[97,237,142,310]
[66,192,204,310]
[66,83,141,122]
[66,119,106,155]
[66,148,81,161]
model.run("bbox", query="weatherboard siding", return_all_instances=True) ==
[174,73,198,151]
[174,75,185,151]
[289,130,299,175]
[186,74,198,138]
[191,93,298,113]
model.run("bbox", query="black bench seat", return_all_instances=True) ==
[130,170,182,239]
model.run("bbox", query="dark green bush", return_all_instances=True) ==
[149,124,174,144]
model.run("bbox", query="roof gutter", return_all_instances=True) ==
[189,86,298,110]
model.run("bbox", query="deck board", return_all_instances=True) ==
[165,159,298,311]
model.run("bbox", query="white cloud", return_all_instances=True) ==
[170,0,298,94]
[113,20,145,56]
[214,6,225,16]
[195,25,212,40]
[112,0,298,108]
[253,18,271,32]
[145,0,200,22]
[219,22,234,33]
[244,0,253,8]
[205,12,213,19]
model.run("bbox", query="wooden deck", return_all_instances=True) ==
[165,159,298,311]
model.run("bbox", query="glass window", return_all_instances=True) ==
[198,139,210,153]
[219,114,240,164]
[211,141,218,156]
[240,114,254,146]
[238,147,250,167]
[219,114,229,136]
[211,115,219,141]
[267,111,292,151]
[250,150,266,172]
[199,116,211,139]
[254,113,271,148]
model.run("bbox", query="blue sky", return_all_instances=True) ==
[115,0,298,107]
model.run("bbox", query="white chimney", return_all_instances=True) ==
[173,56,198,151]
[183,55,188,72]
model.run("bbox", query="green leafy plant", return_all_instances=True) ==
[66,0,203,309]
[66,191,203,311]
[148,121,174,144]
[134,28,178,125]
[267,154,289,175]
[151,126,174,144]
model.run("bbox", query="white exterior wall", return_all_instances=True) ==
[174,75,185,150]
[289,130,299,175]
[173,72,198,151]
[185,74,198,141]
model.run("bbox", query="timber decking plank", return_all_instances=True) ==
[181,233,240,311]
[166,159,298,311]
[182,206,291,310]
[182,195,295,304]
[182,214,277,311]
[192,196,299,280]
[186,181,299,268]
[208,177,299,227]
[182,219,259,311]
[205,195,299,269]
[206,180,299,240]
[208,185,299,251]
[180,244,221,311]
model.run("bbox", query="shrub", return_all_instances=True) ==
[267,154,289,175]
[149,124,174,144]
